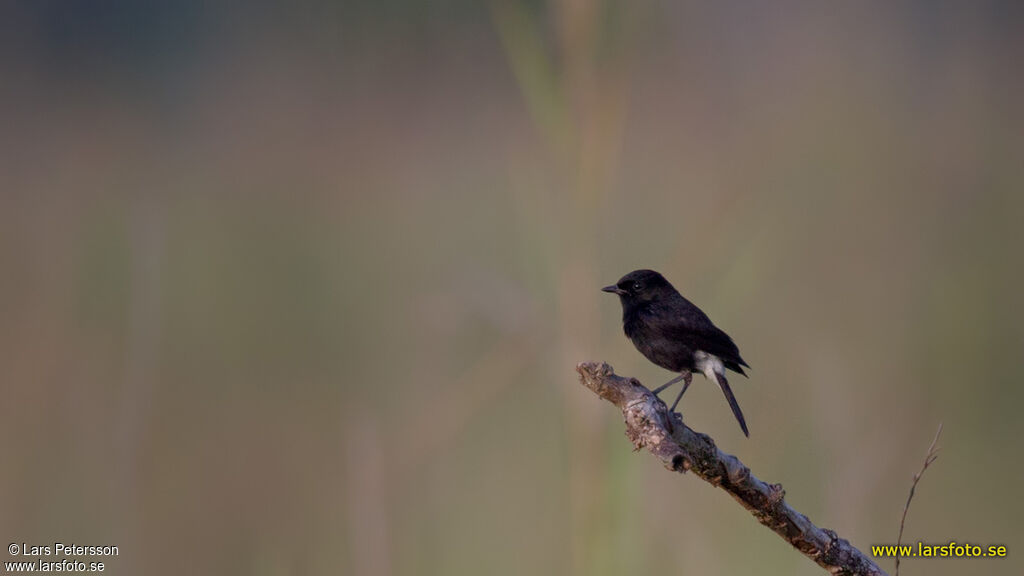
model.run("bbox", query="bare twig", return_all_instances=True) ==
[894,423,943,576]
[576,361,888,576]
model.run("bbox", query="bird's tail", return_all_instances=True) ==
[714,372,749,437]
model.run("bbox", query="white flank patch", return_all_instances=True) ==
[693,350,725,386]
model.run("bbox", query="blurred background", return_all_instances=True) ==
[2,1,1023,575]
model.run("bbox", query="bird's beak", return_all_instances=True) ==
[602,285,626,295]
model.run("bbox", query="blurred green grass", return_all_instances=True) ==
[2,2,1023,575]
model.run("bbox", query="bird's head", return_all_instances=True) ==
[602,269,676,304]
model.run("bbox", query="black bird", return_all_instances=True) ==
[602,269,751,436]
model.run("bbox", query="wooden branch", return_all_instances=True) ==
[576,361,887,576]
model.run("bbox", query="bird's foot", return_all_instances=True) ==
[649,393,675,433]
[666,409,682,434]
[662,401,684,434]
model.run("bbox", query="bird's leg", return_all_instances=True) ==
[651,373,686,396]
[669,371,693,413]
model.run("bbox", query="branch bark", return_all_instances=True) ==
[576,361,887,576]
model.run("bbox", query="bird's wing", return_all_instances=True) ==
[651,301,749,373]
[686,325,749,373]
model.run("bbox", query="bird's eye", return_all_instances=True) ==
[632,282,642,292]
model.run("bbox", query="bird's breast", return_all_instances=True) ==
[624,312,694,372]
